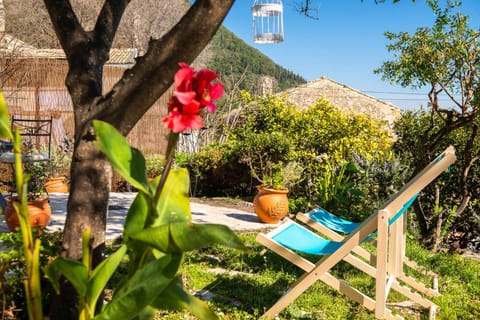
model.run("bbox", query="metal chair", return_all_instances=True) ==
[0,116,53,163]
[0,116,53,195]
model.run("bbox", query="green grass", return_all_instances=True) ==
[158,232,480,320]
[3,230,478,319]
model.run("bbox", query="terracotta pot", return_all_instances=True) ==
[4,197,52,232]
[45,177,69,193]
[253,186,289,224]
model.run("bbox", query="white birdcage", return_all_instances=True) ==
[252,0,284,44]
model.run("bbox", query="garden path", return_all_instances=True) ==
[0,193,275,240]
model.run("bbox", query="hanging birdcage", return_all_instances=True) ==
[252,0,284,44]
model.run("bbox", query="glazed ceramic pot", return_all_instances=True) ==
[253,186,289,224]
[45,176,69,193]
[4,197,51,231]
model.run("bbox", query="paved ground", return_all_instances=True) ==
[1,192,277,239]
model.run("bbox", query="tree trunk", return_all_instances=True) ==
[430,184,443,252]
[43,1,235,317]
[412,199,429,238]
[63,133,111,263]
[48,280,80,319]
[49,124,111,319]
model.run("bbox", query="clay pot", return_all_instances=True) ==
[45,177,69,193]
[253,186,289,224]
[4,197,51,232]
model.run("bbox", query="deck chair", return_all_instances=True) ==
[296,197,440,298]
[256,146,456,319]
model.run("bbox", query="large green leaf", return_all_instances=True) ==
[135,306,157,320]
[93,120,149,194]
[123,192,151,270]
[87,245,127,313]
[171,223,248,252]
[151,277,218,320]
[94,256,173,320]
[130,222,248,253]
[0,90,12,139]
[152,168,191,226]
[124,192,150,238]
[44,258,88,297]
[129,224,172,252]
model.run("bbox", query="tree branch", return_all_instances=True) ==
[437,71,469,111]
[427,115,474,153]
[455,124,479,219]
[43,0,86,52]
[93,0,129,58]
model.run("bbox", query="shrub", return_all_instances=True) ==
[0,230,62,318]
[189,143,253,197]
[190,93,395,216]
[144,156,166,179]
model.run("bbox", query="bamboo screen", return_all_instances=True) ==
[1,58,169,155]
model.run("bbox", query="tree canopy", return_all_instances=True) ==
[376,0,480,249]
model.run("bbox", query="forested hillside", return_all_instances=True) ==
[209,27,306,92]
[4,0,305,93]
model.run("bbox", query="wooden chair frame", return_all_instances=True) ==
[256,146,456,319]
[296,204,439,297]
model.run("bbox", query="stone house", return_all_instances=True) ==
[279,76,402,133]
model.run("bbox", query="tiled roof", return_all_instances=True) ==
[279,76,402,132]
[0,32,137,65]
[24,48,138,65]
[0,33,37,52]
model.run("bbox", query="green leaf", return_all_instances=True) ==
[153,168,191,226]
[130,222,248,253]
[123,192,154,275]
[151,277,218,320]
[171,223,248,252]
[93,120,149,194]
[135,306,157,320]
[87,245,127,312]
[344,161,359,173]
[30,239,43,319]
[94,256,173,320]
[44,258,88,297]
[0,90,12,139]
[159,252,183,280]
[129,224,172,252]
[124,192,150,238]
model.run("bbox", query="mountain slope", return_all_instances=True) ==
[3,0,305,93]
[209,27,306,93]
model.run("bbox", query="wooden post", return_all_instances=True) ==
[34,84,41,150]
[375,209,389,319]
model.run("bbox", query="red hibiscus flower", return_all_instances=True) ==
[163,63,224,133]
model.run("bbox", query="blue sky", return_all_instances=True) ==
[222,0,480,110]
